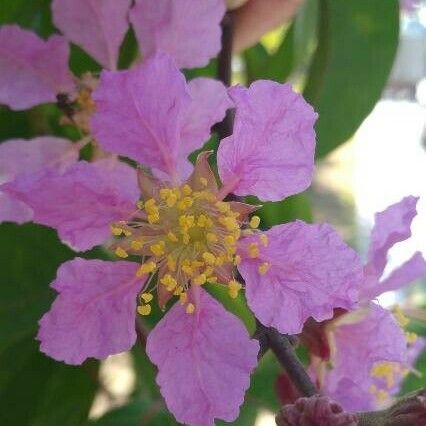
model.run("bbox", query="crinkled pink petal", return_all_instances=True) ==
[217,81,317,201]
[130,0,225,69]
[3,159,139,251]
[0,25,74,110]
[52,0,131,70]
[0,190,33,224]
[182,77,233,153]
[363,252,426,300]
[38,258,144,364]
[90,53,192,182]
[366,196,419,278]
[238,221,362,335]
[146,288,259,426]
[0,137,78,184]
[323,303,407,411]
[0,137,78,224]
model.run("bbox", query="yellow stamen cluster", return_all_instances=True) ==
[111,180,257,314]
[370,360,411,406]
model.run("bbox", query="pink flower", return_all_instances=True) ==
[6,54,364,425]
[312,197,426,412]
[0,0,225,110]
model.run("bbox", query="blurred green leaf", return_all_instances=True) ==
[89,400,175,426]
[399,350,426,395]
[304,0,399,159]
[0,0,54,37]
[0,223,103,424]
[244,28,294,85]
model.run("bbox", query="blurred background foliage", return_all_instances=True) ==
[1,0,425,425]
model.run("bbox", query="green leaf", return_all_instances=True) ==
[0,223,101,424]
[89,400,175,426]
[399,350,426,395]
[304,0,399,159]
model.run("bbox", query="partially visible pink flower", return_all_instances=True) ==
[18,54,363,425]
[51,0,131,71]
[129,0,225,69]
[0,137,79,223]
[362,196,426,301]
[311,197,426,412]
[0,25,74,110]
[321,303,407,411]
[0,0,226,111]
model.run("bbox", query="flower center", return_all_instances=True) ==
[110,180,260,315]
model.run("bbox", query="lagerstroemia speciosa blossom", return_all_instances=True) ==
[0,0,225,223]
[310,196,426,412]
[3,48,368,425]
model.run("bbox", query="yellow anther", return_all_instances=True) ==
[228,280,242,299]
[192,260,204,268]
[159,188,170,199]
[224,235,236,247]
[376,389,389,403]
[194,274,207,286]
[182,184,192,195]
[140,293,153,303]
[202,252,216,265]
[406,331,418,344]
[182,264,194,276]
[219,216,238,231]
[177,196,193,211]
[204,266,214,277]
[216,201,230,213]
[197,214,209,227]
[371,362,396,388]
[234,255,241,265]
[207,232,218,243]
[186,303,196,314]
[147,213,160,224]
[199,177,208,187]
[242,229,254,237]
[111,226,123,236]
[249,216,261,229]
[179,215,195,229]
[144,198,156,209]
[209,276,218,283]
[182,233,190,245]
[394,305,410,328]
[136,261,156,276]
[136,200,144,209]
[150,242,165,256]
[258,262,270,275]
[137,305,151,316]
[115,247,128,258]
[248,242,259,258]
[160,274,177,291]
[260,234,268,247]
[173,286,184,296]
[167,231,178,242]
[167,255,176,272]
[180,292,188,304]
[215,255,225,266]
[166,193,177,207]
[131,240,143,250]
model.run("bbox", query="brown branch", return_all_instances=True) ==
[216,12,235,141]
[255,320,317,398]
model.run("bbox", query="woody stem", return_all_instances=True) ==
[216,11,235,140]
[255,320,318,397]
